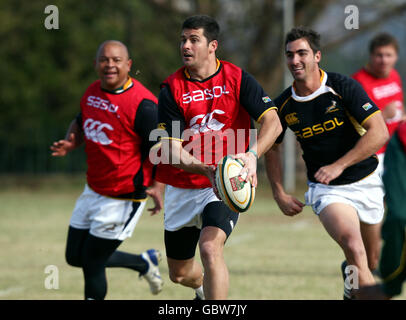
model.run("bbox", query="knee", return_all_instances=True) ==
[199,241,222,267]
[168,268,189,284]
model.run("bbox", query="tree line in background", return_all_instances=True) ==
[1,0,405,173]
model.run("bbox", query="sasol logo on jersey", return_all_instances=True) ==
[189,109,226,133]
[294,117,344,139]
[87,96,119,113]
[182,85,230,104]
[83,118,113,145]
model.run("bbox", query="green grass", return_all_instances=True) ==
[0,174,404,300]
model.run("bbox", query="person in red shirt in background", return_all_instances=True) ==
[50,40,164,300]
[352,33,405,173]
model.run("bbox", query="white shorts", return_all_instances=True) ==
[70,184,146,240]
[304,169,385,225]
[164,185,220,231]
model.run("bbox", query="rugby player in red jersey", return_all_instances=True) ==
[51,40,164,300]
[352,33,404,173]
[155,15,282,300]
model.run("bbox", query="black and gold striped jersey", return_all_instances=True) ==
[275,70,380,185]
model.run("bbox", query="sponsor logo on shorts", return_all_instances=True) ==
[103,224,117,232]
[314,200,321,211]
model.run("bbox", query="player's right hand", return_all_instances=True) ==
[275,193,305,217]
[50,133,76,157]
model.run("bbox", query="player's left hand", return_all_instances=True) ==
[146,181,165,216]
[314,163,345,185]
[233,152,257,187]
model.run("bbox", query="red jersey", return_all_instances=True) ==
[156,60,276,189]
[80,78,158,198]
[352,68,404,154]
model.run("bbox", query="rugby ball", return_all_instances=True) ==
[215,155,255,213]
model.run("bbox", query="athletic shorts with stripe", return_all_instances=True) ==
[164,185,239,260]
[305,169,385,225]
[69,184,146,241]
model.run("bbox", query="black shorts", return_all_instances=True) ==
[164,201,239,260]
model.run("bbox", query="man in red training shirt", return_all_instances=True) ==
[352,33,404,173]
[51,40,164,300]
[155,15,282,300]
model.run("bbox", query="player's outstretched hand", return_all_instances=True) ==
[50,133,76,157]
[275,192,305,217]
[146,181,165,216]
[233,151,257,187]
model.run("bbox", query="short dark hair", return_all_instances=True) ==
[369,33,399,54]
[285,27,321,54]
[182,15,220,43]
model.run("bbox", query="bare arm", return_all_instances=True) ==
[50,119,84,157]
[265,144,305,216]
[250,109,282,159]
[161,138,211,175]
[161,138,217,193]
[234,109,282,187]
[314,112,389,184]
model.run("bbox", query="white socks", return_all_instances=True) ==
[195,285,205,300]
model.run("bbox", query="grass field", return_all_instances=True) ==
[0,174,404,300]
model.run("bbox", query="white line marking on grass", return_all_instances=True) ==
[227,233,255,246]
[290,220,310,230]
[0,286,24,297]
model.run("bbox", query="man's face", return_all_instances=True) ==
[369,45,398,78]
[285,38,321,82]
[96,43,132,90]
[180,28,216,69]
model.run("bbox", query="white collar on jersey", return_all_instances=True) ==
[291,69,340,102]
